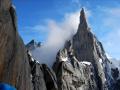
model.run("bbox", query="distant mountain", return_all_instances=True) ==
[26,40,41,51]
[0,0,120,90]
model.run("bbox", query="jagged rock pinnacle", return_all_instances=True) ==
[80,8,88,28]
[75,8,89,35]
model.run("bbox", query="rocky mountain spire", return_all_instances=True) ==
[72,8,109,90]
[75,8,89,36]
[72,8,93,62]
[79,8,88,27]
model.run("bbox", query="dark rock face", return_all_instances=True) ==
[111,68,119,80]
[0,0,33,90]
[28,52,58,90]
[30,62,47,90]
[42,64,58,90]
[111,68,120,90]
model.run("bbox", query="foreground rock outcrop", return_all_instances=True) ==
[0,0,33,90]
[0,0,57,90]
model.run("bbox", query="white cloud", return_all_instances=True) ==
[24,24,48,33]
[31,9,91,67]
[101,7,120,59]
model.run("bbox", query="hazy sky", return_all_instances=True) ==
[12,0,120,59]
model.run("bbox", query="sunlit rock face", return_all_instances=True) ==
[72,8,108,90]
[53,47,98,90]
[53,8,120,90]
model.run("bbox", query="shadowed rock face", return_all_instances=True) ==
[0,0,58,90]
[28,52,58,90]
[0,0,33,90]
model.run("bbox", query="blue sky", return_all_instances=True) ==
[12,0,120,59]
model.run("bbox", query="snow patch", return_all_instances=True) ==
[61,57,68,61]
[28,51,35,61]
[80,61,91,65]
[106,53,113,59]
[99,58,103,63]
[31,57,34,61]
[30,74,32,81]
[12,4,16,9]
[36,60,40,63]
